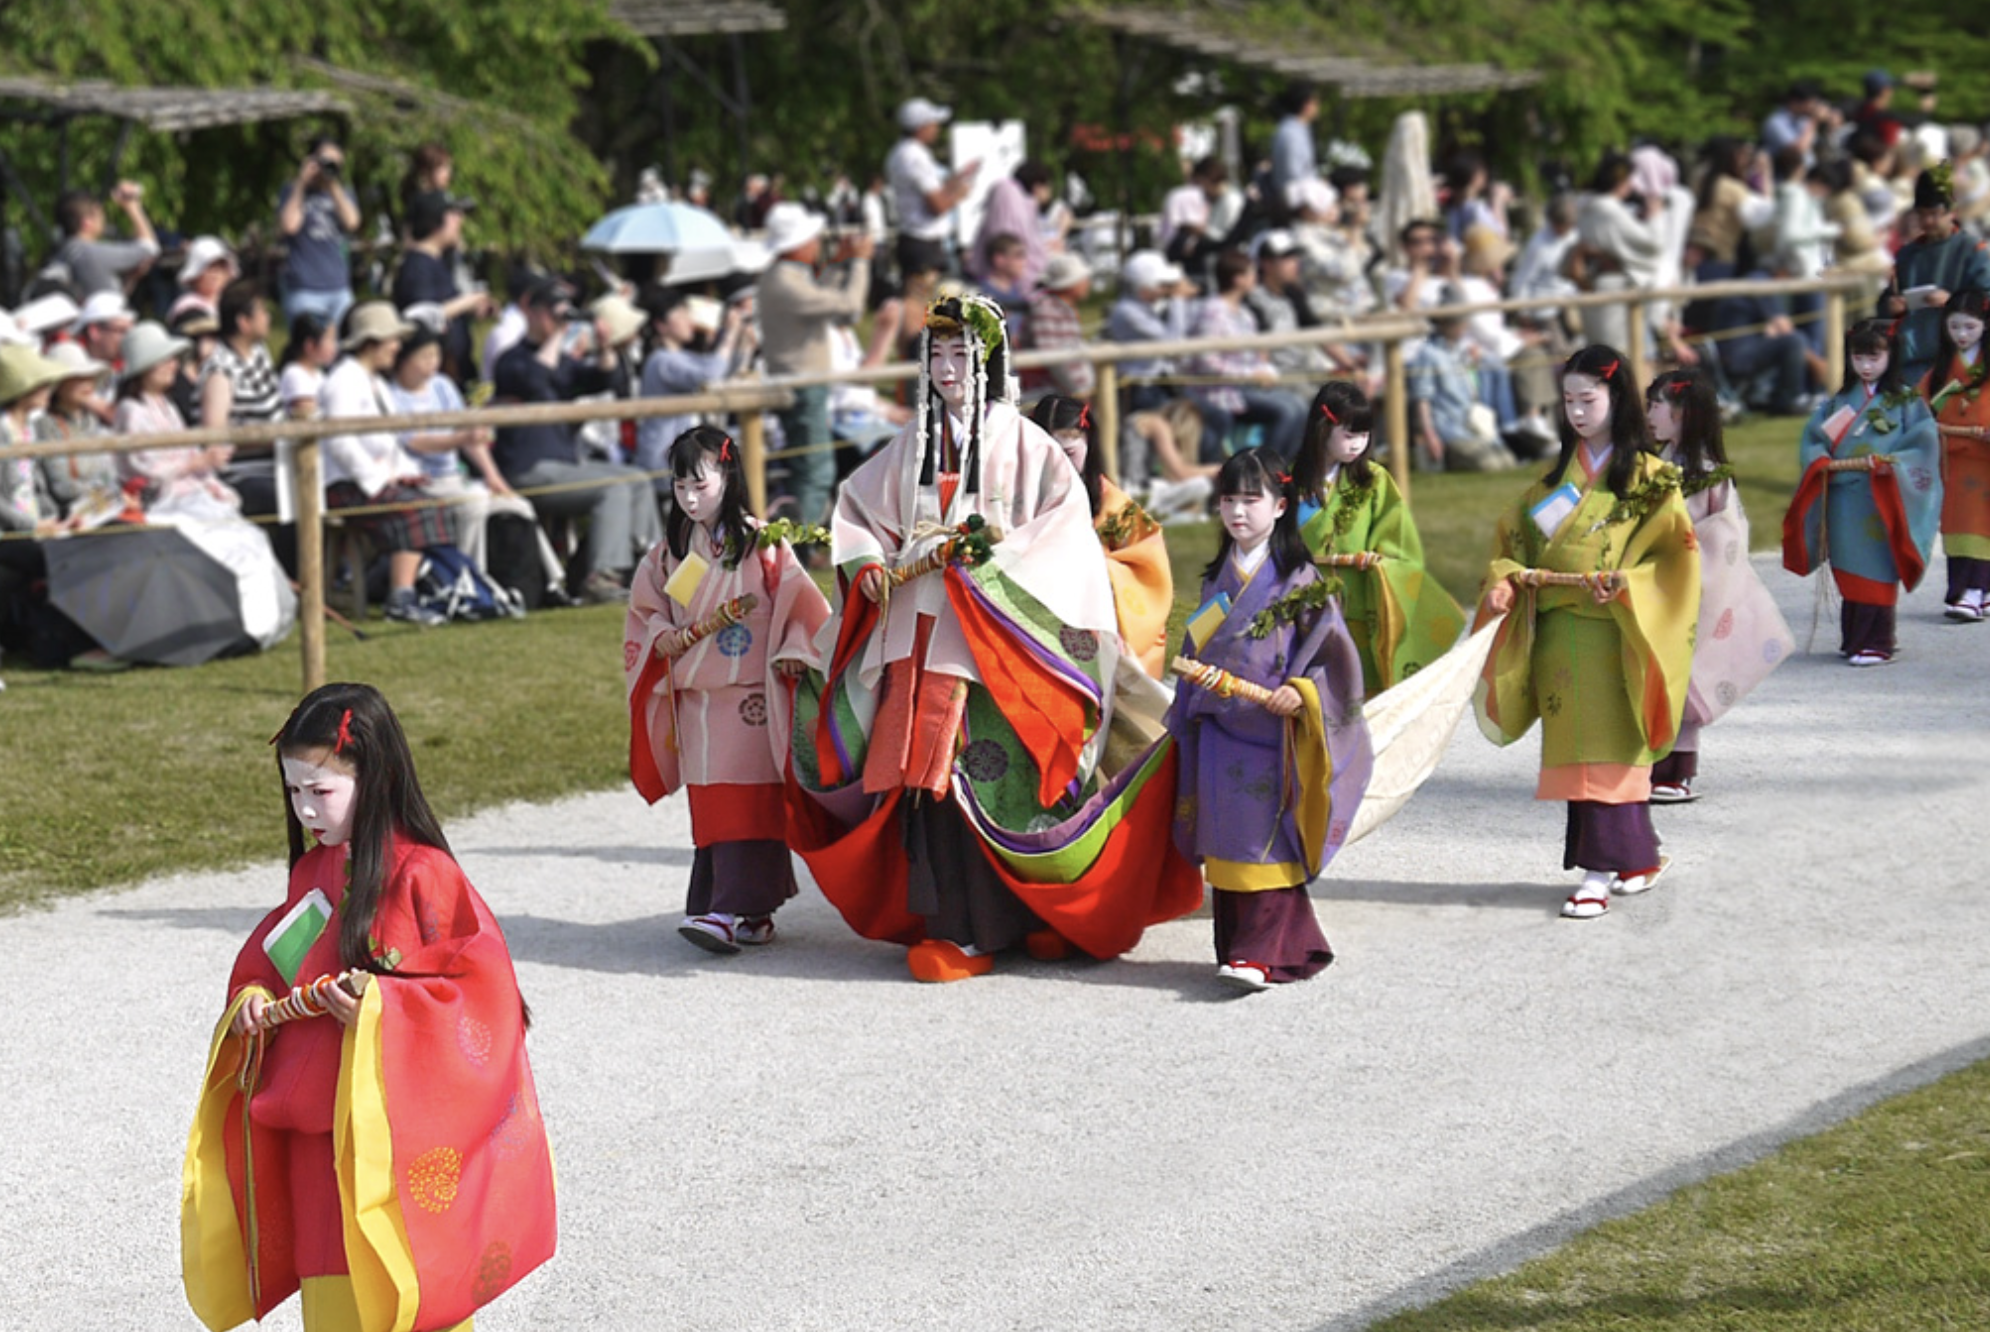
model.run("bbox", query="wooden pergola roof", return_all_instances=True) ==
[1083,7,1542,99]
[605,0,787,38]
[0,77,348,131]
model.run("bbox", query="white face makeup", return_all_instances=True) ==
[1326,426,1371,466]
[930,335,971,411]
[1218,488,1285,551]
[1947,313,1985,354]
[1645,398,1680,446]
[672,460,727,530]
[1562,373,1611,443]
[1053,427,1088,472]
[1851,349,1890,386]
[283,752,358,847]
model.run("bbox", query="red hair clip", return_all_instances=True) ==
[333,709,354,756]
[1667,378,1691,393]
[1275,469,1293,487]
[1319,402,1339,423]
[1598,358,1619,380]
[718,436,734,462]
[1077,403,1092,431]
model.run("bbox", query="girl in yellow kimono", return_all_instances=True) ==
[1030,394,1173,678]
[1291,380,1465,695]
[1918,287,1990,620]
[1476,345,1700,920]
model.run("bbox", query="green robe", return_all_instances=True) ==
[1475,451,1701,770]
[1299,466,1465,696]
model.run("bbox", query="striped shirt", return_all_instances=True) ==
[200,341,283,426]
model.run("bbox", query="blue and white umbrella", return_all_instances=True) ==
[580,201,768,281]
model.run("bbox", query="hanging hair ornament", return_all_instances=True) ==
[1275,469,1293,488]
[333,709,354,756]
[1667,379,1692,393]
[1598,358,1620,380]
[1319,402,1339,423]
[718,436,734,462]
[1077,403,1091,431]
[914,293,1014,498]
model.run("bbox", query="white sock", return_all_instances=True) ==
[1580,870,1612,896]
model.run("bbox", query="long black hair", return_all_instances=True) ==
[1203,446,1307,582]
[665,424,754,567]
[1645,365,1727,476]
[1929,289,1990,394]
[1841,318,1905,396]
[1030,394,1104,516]
[280,310,333,370]
[1546,343,1652,499]
[273,682,451,976]
[1293,380,1375,498]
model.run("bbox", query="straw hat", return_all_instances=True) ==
[341,300,416,351]
[589,293,645,348]
[118,321,191,383]
[0,342,70,405]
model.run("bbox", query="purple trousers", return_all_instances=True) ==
[1213,886,1334,982]
[687,840,798,918]
[903,794,1041,953]
[1563,801,1661,875]
[1948,555,1990,603]
[1839,599,1895,657]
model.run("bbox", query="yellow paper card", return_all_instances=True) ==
[664,551,709,607]
[1186,591,1231,651]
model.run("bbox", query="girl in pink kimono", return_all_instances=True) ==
[1643,369,1794,803]
[624,426,831,953]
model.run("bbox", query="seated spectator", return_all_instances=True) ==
[1406,309,1518,472]
[1189,248,1308,459]
[166,305,221,427]
[1244,229,1353,381]
[1574,151,1664,350]
[1106,249,1225,457]
[1509,193,1581,317]
[967,160,1051,288]
[571,293,645,466]
[169,236,237,322]
[1289,177,1376,323]
[1382,218,1457,317]
[322,301,455,625]
[1021,252,1095,400]
[828,314,911,454]
[113,322,239,508]
[978,233,1033,330]
[1159,156,1231,270]
[635,290,753,488]
[71,292,133,423]
[1705,268,1823,416]
[12,292,81,350]
[277,137,361,326]
[0,343,102,667]
[1456,227,1553,447]
[1816,159,1890,279]
[394,191,492,385]
[387,324,560,593]
[200,279,285,522]
[32,343,121,522]
[482,263,536,383]
[51,183,158,298]
[492,279,663,603]
[278,311,340,420]
[1442,152,1509,243]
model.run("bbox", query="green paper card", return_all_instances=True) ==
[263,888,333,985]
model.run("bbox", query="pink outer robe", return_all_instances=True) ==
[624,525,831,810]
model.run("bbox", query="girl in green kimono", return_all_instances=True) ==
[1293,381,1465,695]
[1476,345,1700,920]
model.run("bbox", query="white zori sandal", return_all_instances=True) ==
[1561,873,1613,919]
[1610,856,1671,897]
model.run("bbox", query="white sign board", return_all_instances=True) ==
[950,119,1027,250]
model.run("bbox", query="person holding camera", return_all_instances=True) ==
[277,136,361,328]
[52,181,159,299]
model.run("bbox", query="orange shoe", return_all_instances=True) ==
[906,940,994,983]
[1023,928,1075,961]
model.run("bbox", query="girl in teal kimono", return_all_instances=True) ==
[1783,319,1943,665]
[1292,380,1465,695]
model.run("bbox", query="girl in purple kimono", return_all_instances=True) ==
[1166,448,1373,992]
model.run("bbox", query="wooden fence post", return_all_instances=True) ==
[740,408,768,517]
[1626,296,1649,392]
[1384,336,1411,502]
[1094,363,1121,483]
[1825,288,1846,391]
[294,438,327,695]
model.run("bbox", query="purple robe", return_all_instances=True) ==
[1166,554,1374,889]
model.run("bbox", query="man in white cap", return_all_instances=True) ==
[885,97,979,280]
[72,292,136,425]
[170,236,237,321]
[757,202,871,539]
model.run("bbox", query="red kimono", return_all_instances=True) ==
[183,838,555,1331]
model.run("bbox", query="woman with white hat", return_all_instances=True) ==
[168,235,237,321]
[0,342,108,667]
[31,341,121,519]
[112,320,239,509]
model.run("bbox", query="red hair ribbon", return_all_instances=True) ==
[1077,403,1091,431]
[719,436,734,462]
[1275,469,1293,487]
[333,709,354,756]
[1319,402,1339,423]
[1667,378,1691,393]
[1599,358,1619,380]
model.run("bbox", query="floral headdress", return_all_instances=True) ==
[915,292,1017,496]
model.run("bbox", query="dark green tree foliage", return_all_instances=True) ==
[0,0,638,259]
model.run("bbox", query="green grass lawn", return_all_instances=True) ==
[1371,1056,1990,1330]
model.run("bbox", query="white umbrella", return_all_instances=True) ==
[580,202,768,282]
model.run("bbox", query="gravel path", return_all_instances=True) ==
[4,553,1986,1332]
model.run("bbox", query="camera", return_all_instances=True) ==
[315,155,341,179]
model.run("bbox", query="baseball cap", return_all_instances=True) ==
[898,97,951,132]
[75,291,135,329]
[175,235,237,288]
[1254,229,1300,261]
[1121,249,1185,291]
[1040,252,1092,291]
[1865,68,1894,95]
[11,293,81,338]
[521,277,576,316]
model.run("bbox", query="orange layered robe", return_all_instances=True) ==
[1094,477,1172,678]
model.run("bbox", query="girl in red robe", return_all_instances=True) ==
[183,683,555,1332]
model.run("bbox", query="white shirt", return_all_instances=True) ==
[886,137,949,241]
[279,363,324,417]
[481,304,528,383]
[320,357,423,498]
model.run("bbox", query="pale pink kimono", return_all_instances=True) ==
[624,523,829,835]
[113,394,240,509]
[1680,477,1795,747]
[827,400,1121,712]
